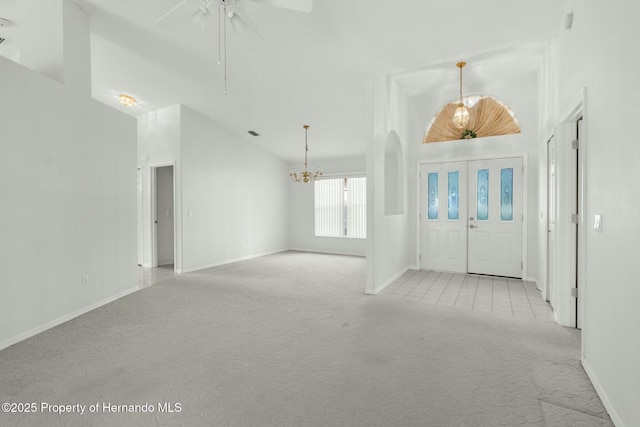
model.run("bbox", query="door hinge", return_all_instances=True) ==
[571,139,580,150]
[571,214,580,224]
[571,288,579,298]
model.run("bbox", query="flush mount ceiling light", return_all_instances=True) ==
[290,125,323,183]
[118,94,136,107]
[0,18,13,27]
[423,62,521,144]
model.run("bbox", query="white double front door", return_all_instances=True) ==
[420,157,523,278]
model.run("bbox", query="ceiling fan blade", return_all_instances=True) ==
[191,0,214,30]
[191,9,210,30]
[228,10,264,44]
[248,0,312,13]
[224,0,264,43]
[155,0,202,30]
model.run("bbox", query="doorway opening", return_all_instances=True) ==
[574,117,584,329]
[151,165,175,269]
[546,135,556,307]
[563,116,583,329]
[554,87,587,330]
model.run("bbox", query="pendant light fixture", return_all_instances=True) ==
[452,61,469,129]
[423,60,521,144]
[290,125,323,183]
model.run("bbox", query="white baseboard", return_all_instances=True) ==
[368,266,411,295]
[582,358,624,426]
[287,247,366,258]
[175,248,365,274]
[0,285,141,352]
[180,248,290,273]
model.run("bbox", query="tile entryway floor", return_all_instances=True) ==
[379,270,555,321]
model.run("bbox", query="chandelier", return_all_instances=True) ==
[452,61,469,129]
[290,125,323,183]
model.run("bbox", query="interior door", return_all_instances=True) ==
[155,166,175,267]
[467,157,523,278]
[420,161,468,273]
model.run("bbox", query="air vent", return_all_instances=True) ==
[248,130,259,136]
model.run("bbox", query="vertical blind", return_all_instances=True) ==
[314,177,366,238]
[346,177,366,238]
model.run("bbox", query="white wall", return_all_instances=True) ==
[536,44,557,303]
[288,156,367,256]
[366,77,412,294]
[180,106,289,272]
[406,69,542,283]
[138,104,182,269]
[549,2,640,425]
[0,0,137,349]
[19,0,92,96]
[384,131,405,216]
[138,105,290,273]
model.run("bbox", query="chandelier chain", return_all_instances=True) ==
[453,61,470,129]
[459,64,463,101]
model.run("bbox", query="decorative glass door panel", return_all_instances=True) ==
[427,172,438,220]
[420,162,468,273]
[500,168,514,221]
[477,169,489,221]
[448,171,460,220]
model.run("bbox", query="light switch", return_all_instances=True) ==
[594,214,602,232]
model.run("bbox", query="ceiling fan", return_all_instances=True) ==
[156,0,312,94]
[156,0,311,32]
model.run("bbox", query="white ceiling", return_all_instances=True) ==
[0,0,568,162]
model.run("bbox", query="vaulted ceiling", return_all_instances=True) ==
[0,0,568,162]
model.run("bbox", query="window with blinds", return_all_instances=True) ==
[314,177,367,239]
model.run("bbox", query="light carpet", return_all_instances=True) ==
[0,251,612,426]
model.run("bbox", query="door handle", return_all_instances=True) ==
[469,224,477,229]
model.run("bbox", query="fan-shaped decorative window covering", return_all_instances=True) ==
[423,95,521,143]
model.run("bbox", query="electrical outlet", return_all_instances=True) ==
[81,275,89,285]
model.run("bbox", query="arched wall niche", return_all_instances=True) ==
[384,130,405,215]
